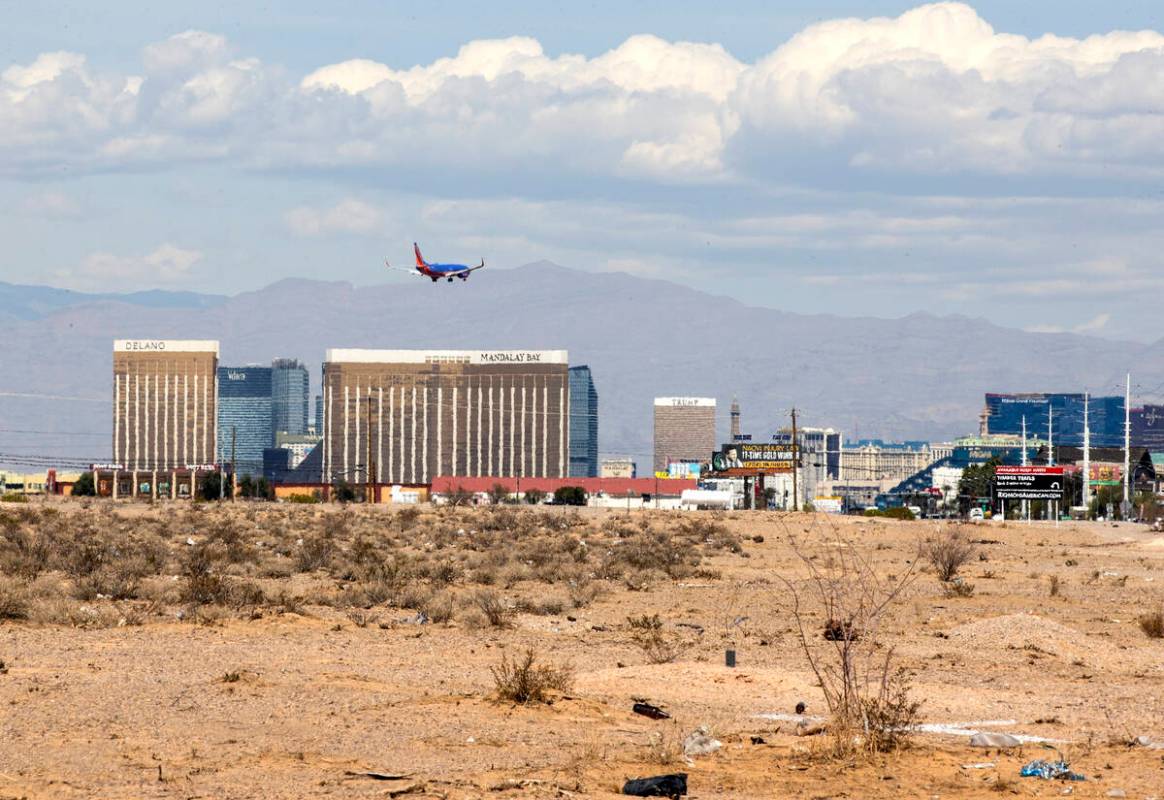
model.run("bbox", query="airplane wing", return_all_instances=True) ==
[384,259,427,278]
[446,260,486,278]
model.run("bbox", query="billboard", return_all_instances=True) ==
[995,466,1065,500]
[711,443,799,474]
[1087,463,1123,486]
[667,461,702,479]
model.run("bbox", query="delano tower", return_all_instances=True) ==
[112,340,219,471]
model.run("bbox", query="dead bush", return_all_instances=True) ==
[422,590,455,623]
[1139,608,1164,639]
[616,531,698,579]
[780,526,922,755]
[295,534,334,573]
[635,630,681,664]
[0,577,31,620]
[941,578,976,598]
[925,530,975,582]
[472,589,512,627]
[180,544,229,605]
[1048,575,1063,597]
[491,647,573,704]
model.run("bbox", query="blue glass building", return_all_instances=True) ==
[217,366,273,476]
[984,393,1124,448]
[568,365,598,477]
[271,358,310,436]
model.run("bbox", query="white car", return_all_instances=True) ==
[968,508,985,523]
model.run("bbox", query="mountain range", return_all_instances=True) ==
[1,263,1159,471]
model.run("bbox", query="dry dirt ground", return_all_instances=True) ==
[1,501,1163,798]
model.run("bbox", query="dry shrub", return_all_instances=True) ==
[636,630,681,664]
[421,590,455,623]
[616,531,697,579]
[941,578,976,598]
[472,588,512,627]
[0,577,30,619]
[295,534,334,573]
[491,647,573,704]
[0,527,51,578]
[1139,608,1164,639]
[181,544,229,605]
[925,529,975,582]
[1048,575,1063,597]
[780,524,922,755]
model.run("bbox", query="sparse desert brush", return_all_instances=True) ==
[941,578,976,598]
[1048,575,1063,597]
[471,588,512,627]
[779,521,923,756]
[180,544,229,605]
[422,590,455,623]
[1139,608,1164,639]
[490,647,573,704]
[925,529,976,582]
[0,576,31,620]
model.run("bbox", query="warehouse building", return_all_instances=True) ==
[321,349,570,484]
[112,339,219,472]
[653,397,716,473]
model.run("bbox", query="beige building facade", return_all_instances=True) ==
[321,349,569,484]
[112,340,219,472]
[653,397,716,473]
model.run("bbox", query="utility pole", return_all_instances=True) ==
[1083,392,1091,514]
[1021,416,1028,521]
[230,426,236,501]
[1047,406,1054,522]
[1124,373,1132,510]
[790,407,799,512]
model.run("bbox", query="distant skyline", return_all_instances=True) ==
[3,2,1164,341]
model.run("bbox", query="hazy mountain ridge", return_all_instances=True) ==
[0,263,1155,469]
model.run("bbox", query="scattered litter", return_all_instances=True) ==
[750,735,766,745]
[345,771,413,781]
[622,773,687,798]
[796,721,826,737]
[1106,790,1127,798]
[632,702,670,720]
[1020,747,1086,782]
[185,537,195,546]
[675,622,704,633]
[794,701,806,715]
[960,762,997,770]
[823,619,859,641]
[401,611,429,625]
[970,732,1021,749]
[681,725,721,757]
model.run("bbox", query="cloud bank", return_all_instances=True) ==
[4,2,1164,182]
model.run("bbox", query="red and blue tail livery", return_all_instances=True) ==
[385,243,485,283]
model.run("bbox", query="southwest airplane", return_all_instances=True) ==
[385,243,486,282]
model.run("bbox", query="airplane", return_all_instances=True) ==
[385,243,485,283]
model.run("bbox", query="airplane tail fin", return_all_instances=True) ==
[414,242,426,268]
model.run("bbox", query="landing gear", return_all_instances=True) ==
[448,277,454,282]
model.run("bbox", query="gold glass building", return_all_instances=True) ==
[112,340,219,471]
[321,349,569,484]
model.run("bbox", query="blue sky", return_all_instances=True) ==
[3,1,1164,340]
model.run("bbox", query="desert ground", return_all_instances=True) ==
[1,500,1163,799]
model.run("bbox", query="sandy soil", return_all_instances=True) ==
[1,505,1163,798]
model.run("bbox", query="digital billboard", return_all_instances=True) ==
[711,443,799,474]
[995,466,1065,500]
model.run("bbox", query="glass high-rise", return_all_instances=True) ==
[984,393,1124,448]
[271,358,310,436]
[568,365,598,477]
[217,366,273,476]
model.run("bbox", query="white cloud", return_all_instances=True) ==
[4,4,1164,182]
[56,243,204,290]
[20,190,81,218]
[284,199,384,236]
